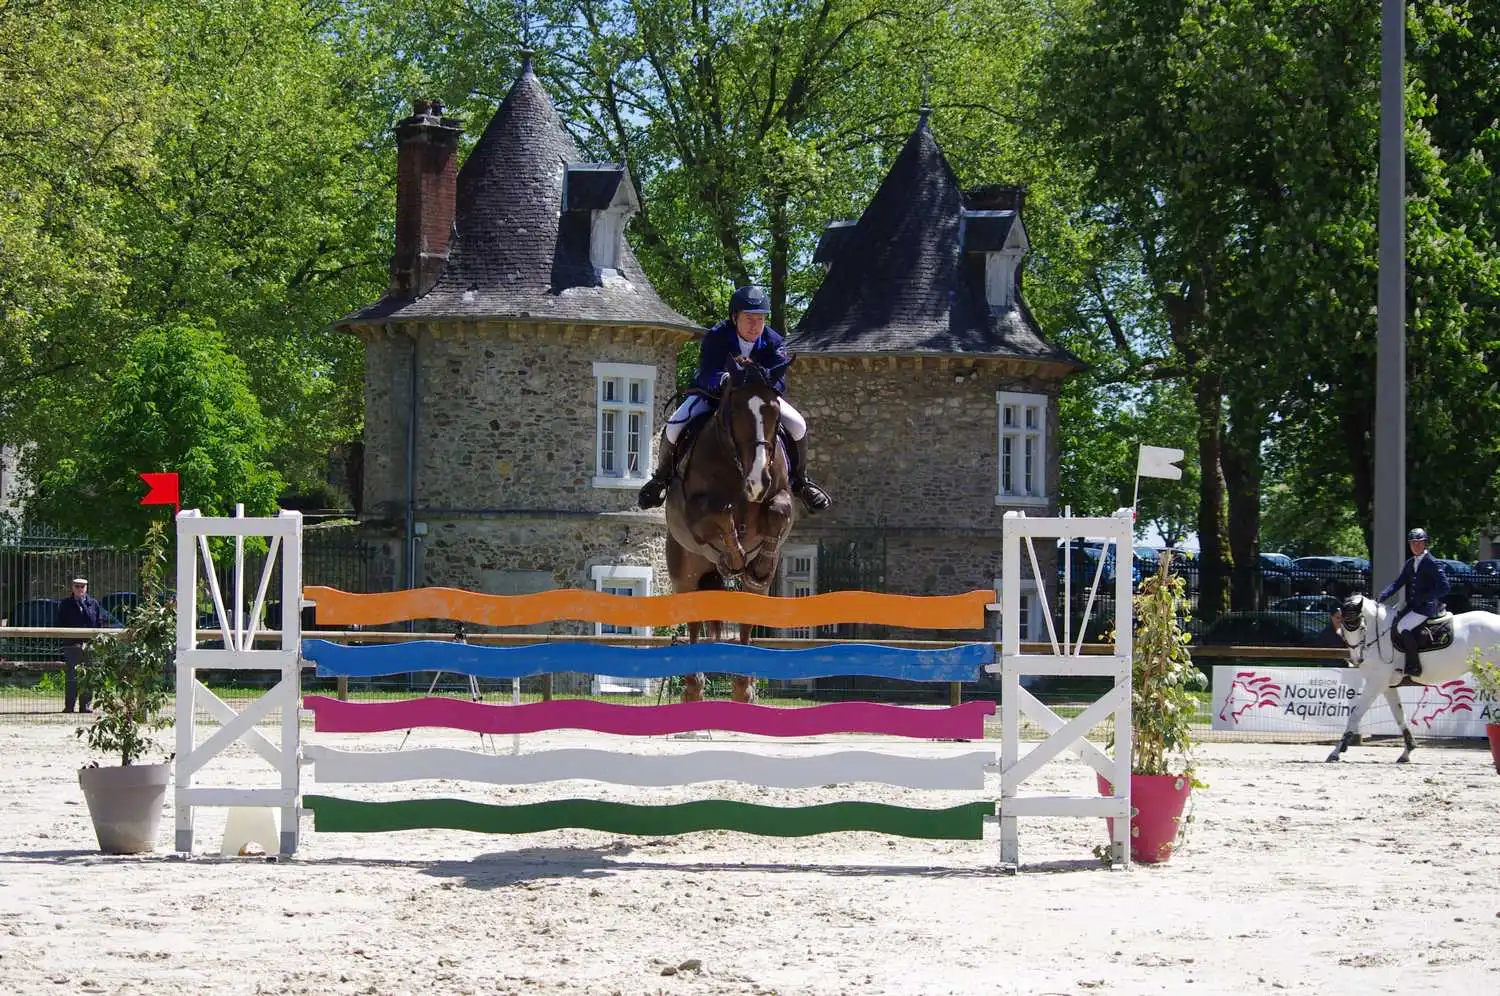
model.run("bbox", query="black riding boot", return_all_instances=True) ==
[787,434,831,513]
[636,434,678,509]
[1404,648,1423,677]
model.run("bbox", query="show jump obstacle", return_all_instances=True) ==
[171,509,1134,868]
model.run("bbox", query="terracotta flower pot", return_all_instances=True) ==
[1098,772,1192,864]
[1486,724,1500,775]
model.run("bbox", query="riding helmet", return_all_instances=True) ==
[729,285,771,316]
[1407,527,1428,543]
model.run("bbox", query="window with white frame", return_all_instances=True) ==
[778,544,818,639]
[593,362,655,488]
[590,565,653,636]
[995,391,1047,504]
[591,565,654,695]
[991,576,1045,645]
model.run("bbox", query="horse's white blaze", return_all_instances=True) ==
[745,395,771,500]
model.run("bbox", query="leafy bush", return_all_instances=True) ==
[77,521,174,766]
[1130,550,1206,779]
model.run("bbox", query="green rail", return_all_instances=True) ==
[303,795,995,840]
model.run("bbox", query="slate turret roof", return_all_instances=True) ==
[791,116,1081,368]
[340,58,696,332]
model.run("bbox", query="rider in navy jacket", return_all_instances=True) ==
[694,320,790,396]
[1376,527,1450,675]
[637,285,830,513]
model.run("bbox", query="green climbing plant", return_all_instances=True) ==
[1130,550,1206,780]
[1465,644,1500,698]
[76,520,175,766]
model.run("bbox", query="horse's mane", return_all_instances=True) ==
[723,353,793,394]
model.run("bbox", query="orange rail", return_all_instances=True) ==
[303,586,992,631]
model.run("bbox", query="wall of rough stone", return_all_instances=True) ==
[361,321,687,523]
[788,355,1064,534]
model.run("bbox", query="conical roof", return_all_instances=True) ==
[342,59,696,331]
[792,117,1079,365]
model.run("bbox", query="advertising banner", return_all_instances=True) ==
[1211,666,1499,737]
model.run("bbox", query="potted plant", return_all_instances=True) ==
[1099,549,1207,864]
[1465,646,1500,773]
[76,521,175,854]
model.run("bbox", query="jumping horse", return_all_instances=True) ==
[663,355,798,702]
[1327,594,1500,763]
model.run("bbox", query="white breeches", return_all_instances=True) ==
[664,396,807,444]
[1397,611,1431,635]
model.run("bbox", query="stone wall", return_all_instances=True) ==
[414,511,672,694]
[787,354,1065,598]
[358,320,688,523]
[789,354,1063,533]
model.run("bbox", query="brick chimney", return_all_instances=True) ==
[390,99,462,296]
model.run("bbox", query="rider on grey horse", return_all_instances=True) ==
[1376,527,1451,677]
[637,285,832,514]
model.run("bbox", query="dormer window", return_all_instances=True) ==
[564,163,639,277]
[962,209,1029,311]
[813,220,858,272]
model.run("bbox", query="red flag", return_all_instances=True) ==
[139,472,180,514]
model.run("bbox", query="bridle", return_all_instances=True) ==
[1337,596,1392,667]
[714,374,779,487]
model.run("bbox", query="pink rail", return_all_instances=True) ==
[304,696,996,740]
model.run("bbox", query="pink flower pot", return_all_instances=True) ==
[1098,772,1192,864]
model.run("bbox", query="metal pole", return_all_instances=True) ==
[1374,0,1405,590]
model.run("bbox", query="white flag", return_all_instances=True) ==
[1137,445,1185,481]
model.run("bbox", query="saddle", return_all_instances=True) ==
[1394,610,1453,655]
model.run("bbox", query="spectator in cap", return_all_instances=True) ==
[54,577,105,712]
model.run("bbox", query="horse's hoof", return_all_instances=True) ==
[1396,755,1412,764]
[1325,752,1343,763]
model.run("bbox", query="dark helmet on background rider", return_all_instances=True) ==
[729,285,771,317]
[1407,527,1428,543]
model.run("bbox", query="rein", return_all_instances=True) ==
[1343,598,1395,669]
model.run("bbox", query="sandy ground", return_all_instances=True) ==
[2,720,1499,996]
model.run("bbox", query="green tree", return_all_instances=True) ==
[31,322,283,544]
[12,0,393,503]
[0,0,168,444]
[1037,0,1500,613]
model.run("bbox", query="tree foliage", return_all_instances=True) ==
[31,322,283,544]
[77,520,175,766]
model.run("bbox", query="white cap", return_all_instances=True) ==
[72,577,88,586]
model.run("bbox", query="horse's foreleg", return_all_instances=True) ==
[1326,667,1390,762]
[730,675,756,703]
[1386,687,1416,764]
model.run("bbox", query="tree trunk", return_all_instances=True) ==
[1342,393,1376,558]
[768,186,789,331]
[1222,394,1264,611]
[1194,375,1230,623]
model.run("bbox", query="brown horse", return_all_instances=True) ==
[664,356,797,702]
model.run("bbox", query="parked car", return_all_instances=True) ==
[100,591,139,624]
[1197,609,1342,648]
[1270,594,1343,614]
[0,599,63,662]
[1260,553,1323,598]
[1292,556,1371,597]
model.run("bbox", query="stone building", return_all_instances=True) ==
[786,112,1083,640]
[338,57,1081,655]
[335,56,696,664]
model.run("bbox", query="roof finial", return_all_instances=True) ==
[918,67,931,129]
[519,47,536,77]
